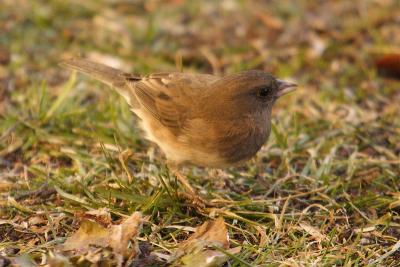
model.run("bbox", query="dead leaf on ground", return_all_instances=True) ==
[62,220,110,253]
[109,212,142,257]
[61,212,142,260]
[180,216,229,251]
[180,247,241,267]
[170,217,241,267]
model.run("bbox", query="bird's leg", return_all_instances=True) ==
[168,165,207,208]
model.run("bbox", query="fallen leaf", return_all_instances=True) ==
[180,247,242,267]
[180,216,229,252]
[180,249,229,267]
[109,212,142,257]
[62,212,142,259]
[171,217,240,267]
[62,220,110,252]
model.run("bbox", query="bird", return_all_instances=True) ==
[60,58,297,206]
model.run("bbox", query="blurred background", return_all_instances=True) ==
[1,0,400,265]
[1,0,399,86]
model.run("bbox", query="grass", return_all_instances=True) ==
[1,0,400,266]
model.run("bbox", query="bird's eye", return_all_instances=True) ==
[256,87,270,99]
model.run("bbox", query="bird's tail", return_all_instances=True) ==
[60,58,132,103]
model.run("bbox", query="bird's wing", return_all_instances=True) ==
[127,72,218,135]
[59,58,218,135]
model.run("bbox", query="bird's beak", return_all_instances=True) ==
[276,79,297,98]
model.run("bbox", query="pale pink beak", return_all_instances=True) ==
[276,79,297,98]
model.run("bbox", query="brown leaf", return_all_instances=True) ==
[180,249,231,267]
[180,217,229,252]
[62,212,142,258]
[109,212,142,256]
[62,220,110,252]
[171,217,234,266]
[177,247,241,267]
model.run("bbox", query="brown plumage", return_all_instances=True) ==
[60,58,296,168]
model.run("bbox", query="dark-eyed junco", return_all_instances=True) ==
[60,58,296,205]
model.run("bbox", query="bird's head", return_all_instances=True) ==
[212,70,297,117]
